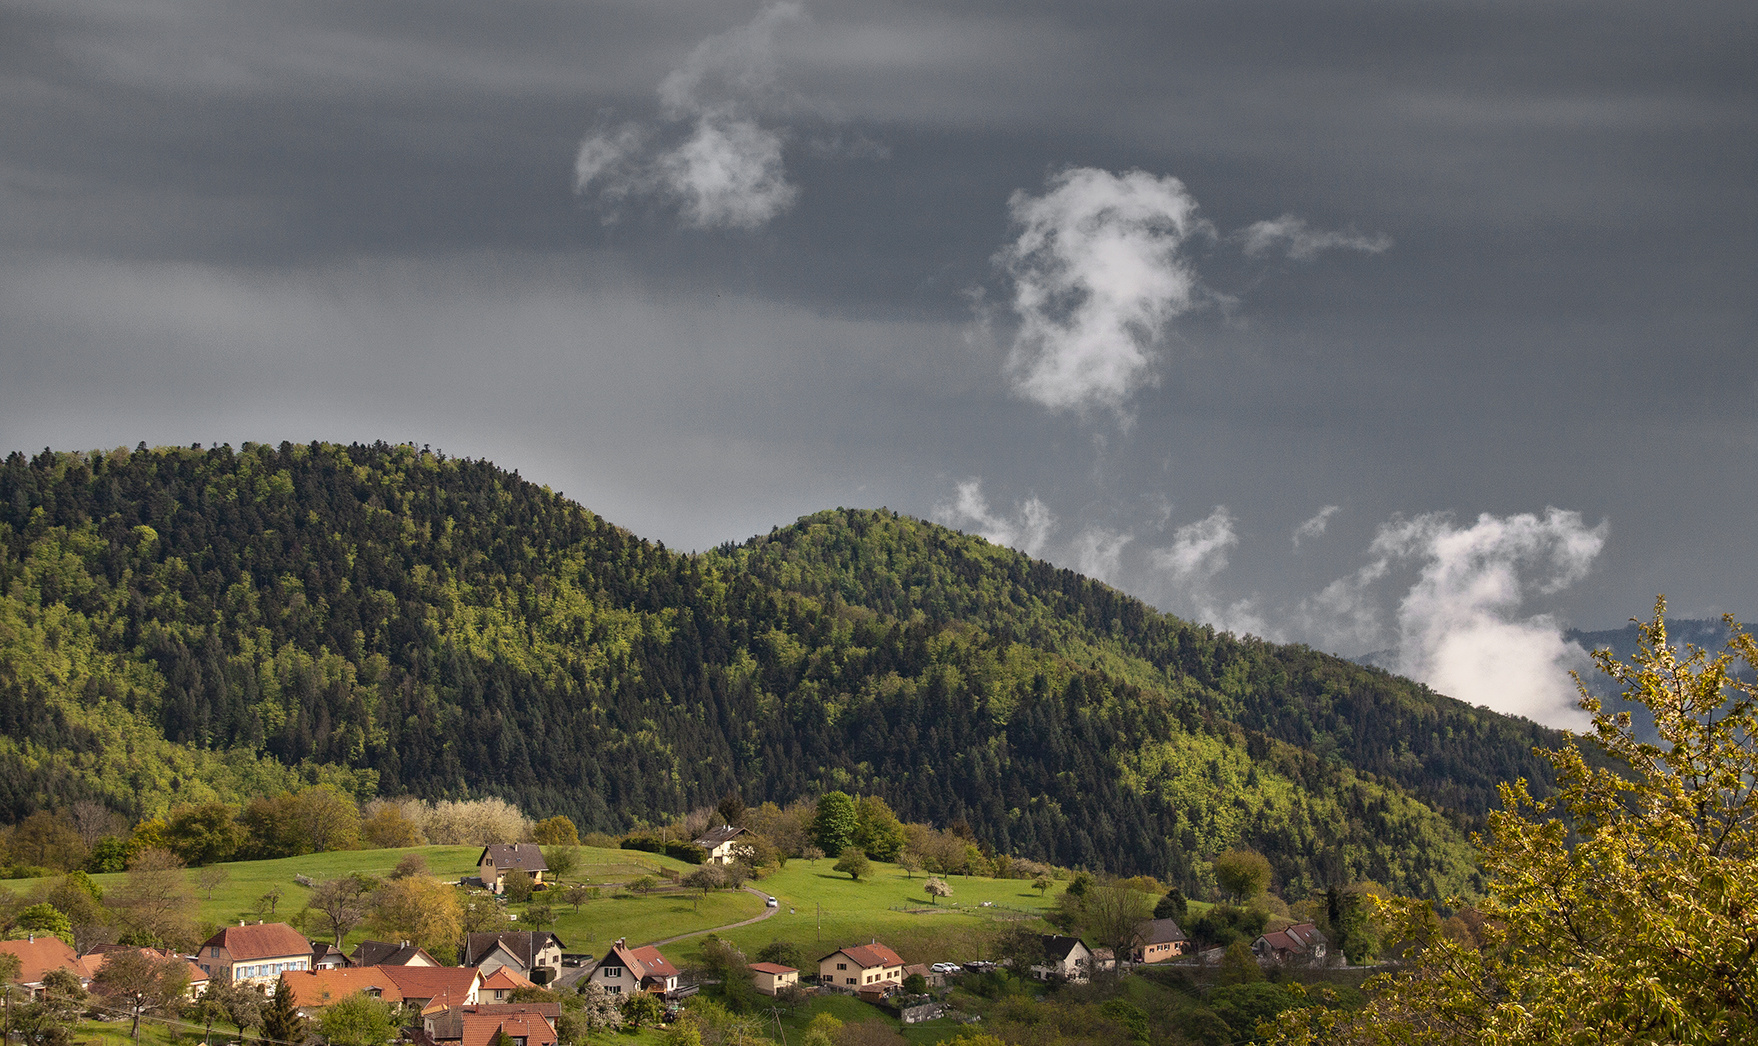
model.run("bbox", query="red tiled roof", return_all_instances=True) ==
[480,967,535,992]
[429,1003,562,1040]
[0,938,93,985]
[200,923,311,961]
[281,967,406,1010]
[84,947,206,985]
[829,944,904,970]
[748,962,797,975]
[379,964,481,1003]
[458,1013,557,1046]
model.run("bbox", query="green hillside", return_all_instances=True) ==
[0,441,1571,898]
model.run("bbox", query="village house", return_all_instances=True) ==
[350,940,441,967]
[280,967,406,1017]
[460,931,566,984]
[1130,918,1191,964]
[1030,935,1096,983]
[198,922,312,987]
[83,945,207,1001]
[692,825,747,865]
[1252,922,1329,966]
[425,1004,561,1046]
[587,939,681,998]
[817,943,905,991]
[378,964,483,1015]
[310,942,348,970]
[479,966,537,1003]
[0,936,94,997]
[748,962,798,996]
[477,844,548,894]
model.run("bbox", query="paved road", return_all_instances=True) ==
[642,886,779,947]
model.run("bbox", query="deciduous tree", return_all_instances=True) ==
[317,992,400,1046]
[532,815,580,847]
[812,792,858,857]
[1212,849,1272,905]
[833,846,870,881]
[1275,604,1758,1046]
[371,875,463,962]
[92,948,189,1046]
[111,847,195,949]
[304,874,376,947]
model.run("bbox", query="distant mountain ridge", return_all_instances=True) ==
[0,442,1590,898]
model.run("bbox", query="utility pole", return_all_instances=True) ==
[816,904,822,944]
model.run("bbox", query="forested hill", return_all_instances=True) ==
[1,442,1568,898]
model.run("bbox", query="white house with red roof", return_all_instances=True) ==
[586,939,679,997]
[198,921,312,987]
[817,943,905,990]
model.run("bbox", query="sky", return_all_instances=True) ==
[3,0,1753,728]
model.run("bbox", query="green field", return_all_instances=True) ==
[671,859,1064,967]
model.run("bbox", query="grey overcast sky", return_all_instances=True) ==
[3,0,1753,726]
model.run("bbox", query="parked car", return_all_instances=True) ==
[766,896,779,907]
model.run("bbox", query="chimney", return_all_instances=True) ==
[26,934,32,943]
[258,919,264,925]
[615,938,625,949]
[240,920,246,927]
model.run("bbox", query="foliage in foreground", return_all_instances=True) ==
[1274,602,1758,1045]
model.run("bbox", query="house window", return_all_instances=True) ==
[845,977,855,985]
[604,967,622,977]
[209,947,220,958]
[836,963,847,970]
[607,986,621,995]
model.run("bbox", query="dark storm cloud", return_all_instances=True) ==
[1,0,1753,724]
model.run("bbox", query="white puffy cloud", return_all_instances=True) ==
[1369,509,1607,728]
[995,167,1213,416]
[934,478,1055,557]
[1240,214,1392,261]
[574,3,804,230]
[1150,505,1237,582]
[1073,526,1133,585]
[1292,504,1341,548]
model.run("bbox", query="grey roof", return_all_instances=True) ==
[461,932,566,969]
[350,940,438,967]
[1135,918,1189,945]
[693,825,744,848]
[478,844,548,873]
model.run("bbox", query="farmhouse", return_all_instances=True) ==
[817,943,905,990]
[478,844,548,894]
[1030,935,1095,983]
[198,922,312,987]
[1252,922,1329,966]
[460,931,566,984]
[1130,918,1191,963]
[378,964,483,1014]
[0,937,94,996]
[280,967,406,1016]
[83,946,207,1001]
[587,939,681,997]
[692,825,747,865]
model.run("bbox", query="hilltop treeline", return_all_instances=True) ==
[0,441,1565,897]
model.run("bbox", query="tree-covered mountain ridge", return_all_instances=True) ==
[0,441,1569,899]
